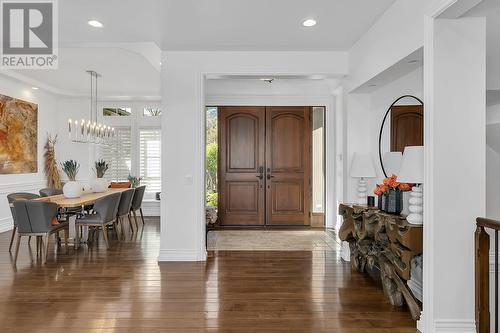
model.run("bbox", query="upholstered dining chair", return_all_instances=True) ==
[115,188,135,236]
[7,193,40,252]
[39,188,63,197]
[12,200,69,264]
[75,192,121,249]
[130,186,146,227]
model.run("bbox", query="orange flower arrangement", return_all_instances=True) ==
[374,175,412,196]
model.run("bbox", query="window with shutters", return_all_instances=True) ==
[139,129,161,196]
[98,127,132,181]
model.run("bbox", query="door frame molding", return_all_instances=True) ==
[205,92,336,230]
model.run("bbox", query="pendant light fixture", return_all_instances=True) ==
[68,70,114,145]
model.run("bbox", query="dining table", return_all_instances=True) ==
[34,188,129,248]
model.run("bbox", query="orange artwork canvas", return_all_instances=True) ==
[0,94,38,174]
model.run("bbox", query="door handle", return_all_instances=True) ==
[256,166,264,180]
[266,168,274,180]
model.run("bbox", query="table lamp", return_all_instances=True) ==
[397,146,424,224]
[383,151,403,176]
[350,153,377,205]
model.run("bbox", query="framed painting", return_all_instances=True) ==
[0,94,38,174]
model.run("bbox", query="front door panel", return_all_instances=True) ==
[219,107,265,226]
[218,106,311,226]
[266,107,311,225]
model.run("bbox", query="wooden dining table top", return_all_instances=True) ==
[34,188,129,208]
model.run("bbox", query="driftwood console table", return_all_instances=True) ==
[338,203,423,320]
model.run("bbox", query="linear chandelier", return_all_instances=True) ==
[68,70,115,145]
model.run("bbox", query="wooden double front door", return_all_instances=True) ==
[218,106,311,226]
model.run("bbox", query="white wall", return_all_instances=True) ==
[422,16,486,332]
[368,67,423,182]
[160,51,348,261]
[0,74,58,232]
[344,67,423,203]
[348,0,434,92]
[486,101,500,220]
[56,98,162,216]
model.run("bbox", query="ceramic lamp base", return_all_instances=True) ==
[357,178,368,205]
[406,185,423,225]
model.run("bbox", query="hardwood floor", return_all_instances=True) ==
[0,218,417,332]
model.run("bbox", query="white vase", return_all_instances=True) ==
[91,178,109,193]
[63,181,82,198]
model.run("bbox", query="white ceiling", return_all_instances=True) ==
[59,0,396,51]
[3,0,397,98]
[8,47,161,98]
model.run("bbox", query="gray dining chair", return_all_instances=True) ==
[116,188,135,236]
[130,186,146,227]
[75,192,121,249]
[7,193,40,252]
[39,188,63,197]
[12,200,69,264]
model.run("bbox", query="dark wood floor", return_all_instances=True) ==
[0,218,417,332]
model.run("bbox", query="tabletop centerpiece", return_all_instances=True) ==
[91,159,110,192]
[61,159,81,198]
[374,175,412,214]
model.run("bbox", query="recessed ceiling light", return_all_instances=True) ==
[88,20,103,28]
[31,86,39,90]
[302,19,317,27]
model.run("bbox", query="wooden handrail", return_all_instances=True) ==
[477,217,500,230]
[475,217,500,333]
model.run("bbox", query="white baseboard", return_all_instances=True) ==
[0,216,13,233]
[158,249,206,262]
[142,200,160,216]
[433,319,475,332]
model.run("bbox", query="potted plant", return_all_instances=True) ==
[127,174,143,188]
[374,175,412,214]
[61,159,81,198]
[91,159,109,192]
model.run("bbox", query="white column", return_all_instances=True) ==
[422,16,486,332]
[159,52,206,261]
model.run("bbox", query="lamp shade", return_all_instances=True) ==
[350,153,377,178]
[383,151,403,176]
[398,146,424,184]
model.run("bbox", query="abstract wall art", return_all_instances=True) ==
[0,94,38,174]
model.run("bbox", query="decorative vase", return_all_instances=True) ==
[63,181,82,198]
[377,195,383,210]
[91,178,109,192]
[383,189,402,214]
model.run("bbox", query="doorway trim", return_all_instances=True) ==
[204,89,336,239]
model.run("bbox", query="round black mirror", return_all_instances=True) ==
[378,95,424,178]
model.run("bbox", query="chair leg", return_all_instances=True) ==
[43,234,50,264]
[128,214,134,233]
[101,226,110,249]
[9,226,17,252]
[14,234,22,265]
[139,208,145,225]
[64,228,69,252]
[113,219,120,240]
[75,224,80,250]
[28,236,31,245]
[132,210,139,229]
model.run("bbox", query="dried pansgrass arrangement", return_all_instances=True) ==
[43,134,62,189]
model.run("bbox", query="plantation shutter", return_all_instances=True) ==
[98,127,131,181]
[139,129,161,194]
